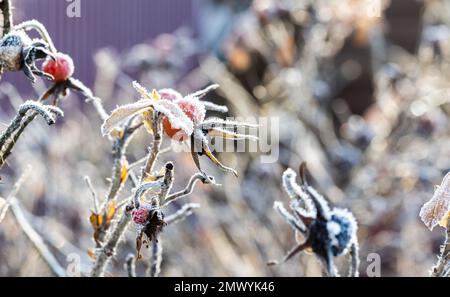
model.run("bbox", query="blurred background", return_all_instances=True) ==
[1,0,450,277]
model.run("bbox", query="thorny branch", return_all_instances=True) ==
[90,115,163,277]
[0,101,63,168]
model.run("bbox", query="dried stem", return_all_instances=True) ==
[148,236,162,277]
[90,203,133,277]
[10,198,66,277]
[165,203,200,225]
[431,220,450,277]
[163,173,217,206]
[91,115,163,277]
[348,242,360,277]
[0,164,32,223]
[125,254,136,277]
[0,98,63,169]
[84,176,99,214]
[0,0,13,35]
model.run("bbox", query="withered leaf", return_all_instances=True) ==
[420,172,450,230]
[439,211,450,228]
[106,200,117,222]
[87,248,97,260]
[89,212,102,229]
[101,100,154,136]
[119,158,129,186]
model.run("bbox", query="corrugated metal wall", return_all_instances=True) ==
[10,0,194,85]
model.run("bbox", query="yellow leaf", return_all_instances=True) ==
[89,212,102,229]
[106,200,117,222]
[143,166,165,183]
[142,110,154,134]
[438,211,450,228]
[119,158,129,186]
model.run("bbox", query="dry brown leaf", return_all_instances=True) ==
[420,172,450,230]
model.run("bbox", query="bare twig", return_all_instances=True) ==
[91,116,163,277]
[348,243,360,277]
[165,203,200,225]
[0,0,13,35]
[148,236,162,277]
[163,173,218,207]
[0,164,32,223]
[10,198,66,277]
[84,176,99,214]
[125,254,136,277]
[0,100,63,169]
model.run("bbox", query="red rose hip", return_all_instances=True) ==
[163,98,205,141]
[42,52,75,82]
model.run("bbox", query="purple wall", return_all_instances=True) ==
[9,0,194,86]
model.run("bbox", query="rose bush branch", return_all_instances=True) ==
[0,100,63,168]
[0,0,13,35]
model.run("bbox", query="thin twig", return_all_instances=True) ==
[348,242,360,277]
[0,164,32,223]
[163,173,218,207]
[84,176,99,214]
[125,254,136,277]
[10,198,66,277]
[148,236,162,277]
[165,203,200,225]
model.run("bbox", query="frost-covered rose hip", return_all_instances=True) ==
[42,52,74,82]
[131,207,150,225]
[163,98,206,141]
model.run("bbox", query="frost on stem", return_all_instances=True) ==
[0,100,63,167]
[270,163,360,277]
[420,171,450,277]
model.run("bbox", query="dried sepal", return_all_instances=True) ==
[420,172,450,231]
[101,100,154,135]
[89,200,117,245]
[101,99,193,137]
[207,127,259,141]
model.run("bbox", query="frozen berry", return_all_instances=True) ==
[163,98,205,141]
[42,52,74,82]
[132,207,150,225]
